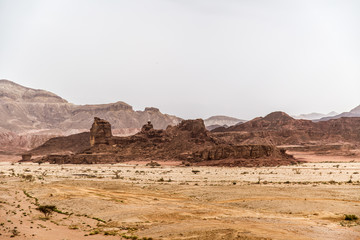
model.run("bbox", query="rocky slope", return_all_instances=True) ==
[29,132,90,155]
[212,111,360,146]
[0,80,182,153]
[0,80,181,132]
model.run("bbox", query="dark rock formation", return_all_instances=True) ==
[141,121,154,132]
[37,118,298,167]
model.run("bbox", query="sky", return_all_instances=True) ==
[0,0,360,120]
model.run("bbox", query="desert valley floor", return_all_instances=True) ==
[0,154,360,240]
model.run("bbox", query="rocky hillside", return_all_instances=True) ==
[212,111,360,145]
[29,132,90,155]
[0,80,181,133]
[0,79,182,153]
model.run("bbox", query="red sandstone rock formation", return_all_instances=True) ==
[90,117,113,146]
[37,118,297,166]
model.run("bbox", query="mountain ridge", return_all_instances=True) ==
[212,111,360,145]
[0,79,182,133]
[318,105,360,121]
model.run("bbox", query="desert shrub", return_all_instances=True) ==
[89,229,100,235]
[36,205,57,218]
[20,174,34,182]
[68,225,79,230]
[146,161,161,167]
[122,234,139,240]
[345,214,358,221]
[192,170,200,174]
[10,228,19,238]
[104,231,117,236]
[113,170,122,179]
[92,217,106,223]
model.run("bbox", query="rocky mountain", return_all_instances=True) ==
[0,79,181,133]
[0,79,182,153]
[212,111,360,146]
[293,111,338,120]
[318,105,360,121]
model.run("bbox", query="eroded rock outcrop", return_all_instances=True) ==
[38,117,298,167]
[90,117,113,146]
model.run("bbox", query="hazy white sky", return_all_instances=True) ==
[0,0,359,119]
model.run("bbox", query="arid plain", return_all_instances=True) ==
[1,81,360,239]
[0,154,359,240]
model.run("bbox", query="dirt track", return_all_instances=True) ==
[0,160,360,240]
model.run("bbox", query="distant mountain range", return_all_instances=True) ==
[293,111,338,120]
[204,115,245,130]
[289,106,360,122]
[317,105,360,121]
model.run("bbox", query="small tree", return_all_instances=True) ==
[36,205,56,218]
[113,170,121,179]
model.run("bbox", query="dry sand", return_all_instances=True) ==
[0,158,360,240]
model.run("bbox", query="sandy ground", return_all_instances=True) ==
[288,151,360,163]
[0,159,360,240]
[0,154,20,163]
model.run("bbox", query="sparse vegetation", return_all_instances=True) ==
[36,205,57,218]
[345,214,358,221]
[192,170,200,174]
[10,228,20,238]
[89,229,100,235]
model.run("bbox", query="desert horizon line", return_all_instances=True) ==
[1,78,357,122]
